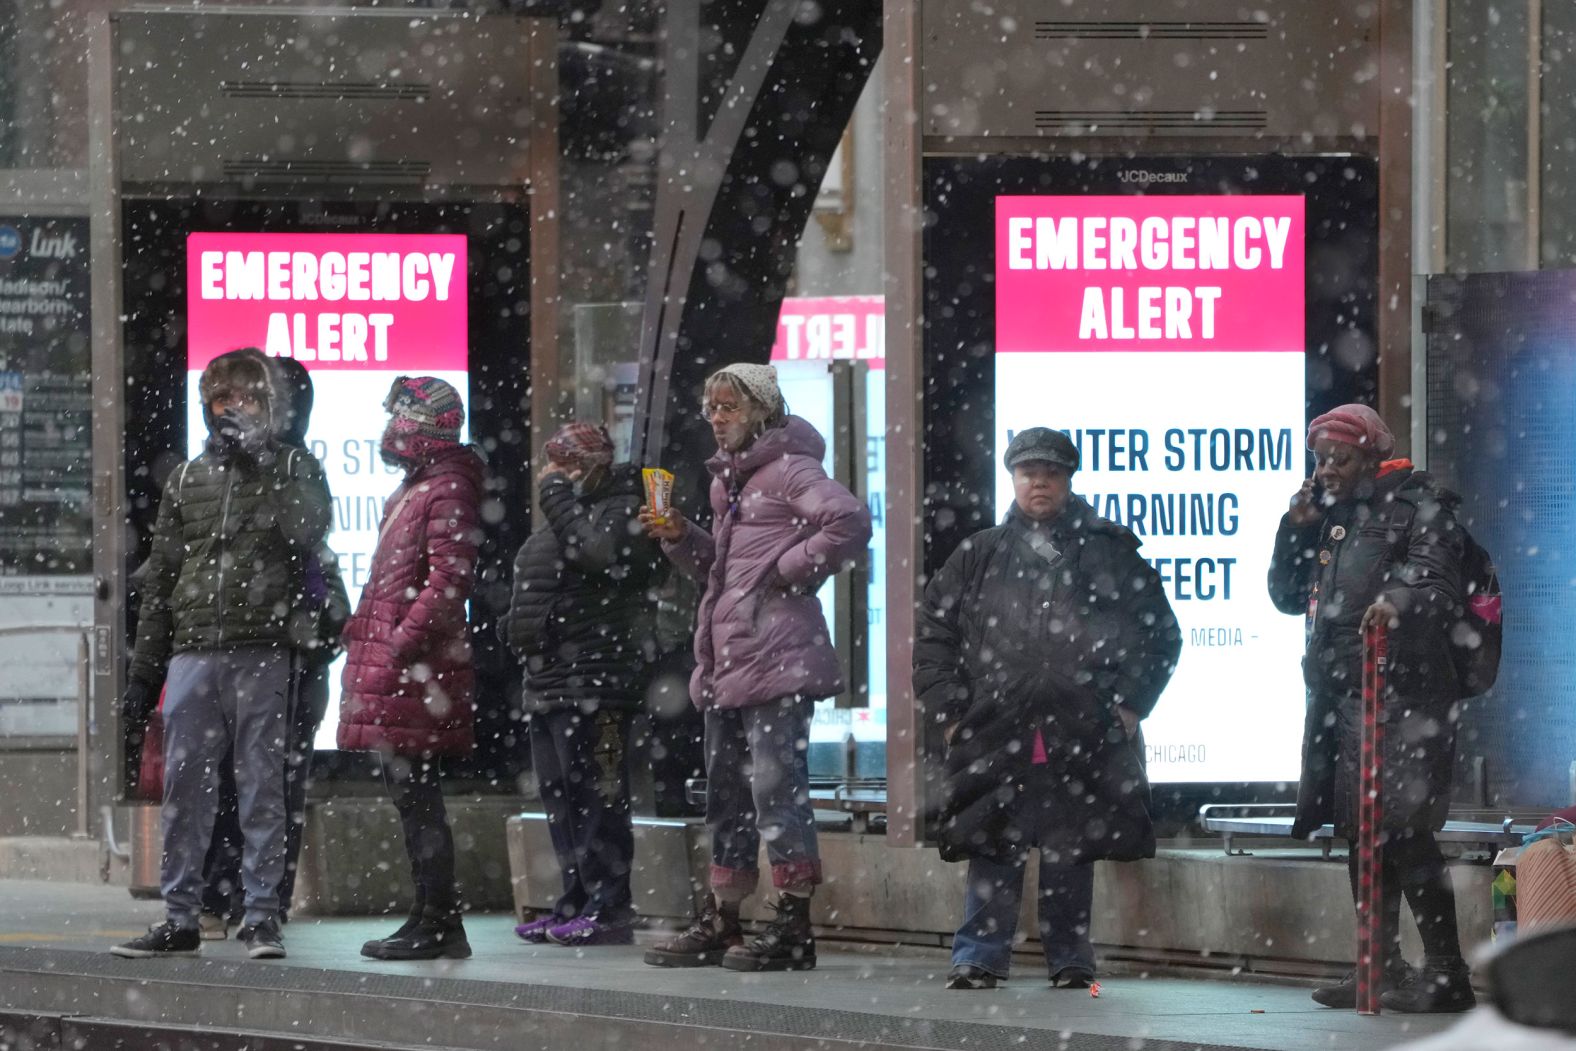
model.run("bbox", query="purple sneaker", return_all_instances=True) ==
[514,916,557,944]
[546,915,635,947]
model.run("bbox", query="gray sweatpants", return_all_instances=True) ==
[160,646,292,928]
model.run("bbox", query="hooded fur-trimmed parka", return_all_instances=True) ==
[128,350,333,686]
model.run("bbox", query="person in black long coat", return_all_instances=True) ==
[502,422,662,947]
[1268,403,1475,1014]
[914,427,1180,991]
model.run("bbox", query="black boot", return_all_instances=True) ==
[362,907,471,961]
[722,894,816,972]
[644,895,742,967]
[360,891,426,958]
[1311,958,1414,1008]
[1380,957,1476,1013]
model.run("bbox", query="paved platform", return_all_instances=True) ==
[0,880,1464,1051]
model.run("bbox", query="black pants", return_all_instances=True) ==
[202,661,328,920]
[1346,828,1464,966]
[382,755,460,918]
[528,707,635,921]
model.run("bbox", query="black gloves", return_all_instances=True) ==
[121,679,157,797]
[120,680,157,733]
[214,409,274,465]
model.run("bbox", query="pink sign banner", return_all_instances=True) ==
[185,232,468,371]
[771,295,884,369]
[994,195,1304,353]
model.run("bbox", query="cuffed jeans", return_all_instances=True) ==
[160,646,291,929]
[706,696,822,897]
[528,707,635,921]
[951,851,1096,979]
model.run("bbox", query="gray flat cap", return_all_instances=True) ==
[1003,427,1080,472]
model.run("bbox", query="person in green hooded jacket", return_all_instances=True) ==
[113,348,331,962]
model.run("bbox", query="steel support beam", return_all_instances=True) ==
[881,0,923,848]
[1378,0,1415,452]
[632,0,881,511]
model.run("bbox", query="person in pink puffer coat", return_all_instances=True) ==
[338,376,484,962]
[640,363,871,974]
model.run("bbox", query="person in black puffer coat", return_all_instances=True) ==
[1269,404,1475,1014]
[502,422,662,947]
[914,427,1180,992]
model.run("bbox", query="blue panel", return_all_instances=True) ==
[1427,272,1576,807]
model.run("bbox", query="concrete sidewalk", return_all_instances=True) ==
[0,879,1466,1051]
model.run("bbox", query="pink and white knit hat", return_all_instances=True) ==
[383,376,464,443]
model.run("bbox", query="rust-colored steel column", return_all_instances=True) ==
[1357,621,1390,1016]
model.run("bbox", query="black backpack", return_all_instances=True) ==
[1386,493,1503,698]
[1451,530,1503,697]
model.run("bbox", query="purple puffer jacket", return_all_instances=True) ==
[664,416,872,710]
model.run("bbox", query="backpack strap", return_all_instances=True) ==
[173,460,194,503]
[1380,492,1421,563]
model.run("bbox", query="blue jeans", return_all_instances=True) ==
[705,696,822,896]
[951,851,1096,979]
[202,660,330,920]
[528,707,635,921]
[160,647,291,929]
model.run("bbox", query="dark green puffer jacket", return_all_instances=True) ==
[129,444,333,686]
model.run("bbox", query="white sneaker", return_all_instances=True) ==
[198,912,230,941]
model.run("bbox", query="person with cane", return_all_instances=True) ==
[1268,404,1475,1013]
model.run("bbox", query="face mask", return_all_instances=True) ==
[380,422,413,469]
[214,409,247,445]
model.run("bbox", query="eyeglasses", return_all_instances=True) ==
[700,401,745,422]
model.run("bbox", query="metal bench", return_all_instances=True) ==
[685,777,889,833]
[1198,803,1538,859]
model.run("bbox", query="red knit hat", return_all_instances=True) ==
[544,422,614,467]
[1306,404,1395,458]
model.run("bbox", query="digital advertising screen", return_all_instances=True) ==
[994,196,1306,783]
[185,231,470,750]
[923,155,1378,792]
[769,296,888,750]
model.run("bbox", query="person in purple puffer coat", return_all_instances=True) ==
[639,363,871,973]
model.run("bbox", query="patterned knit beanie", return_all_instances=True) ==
[712,363,785,418]
[383,375,464,443]
[544,421,615,468]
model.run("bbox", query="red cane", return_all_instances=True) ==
[1356,620,1388,1015]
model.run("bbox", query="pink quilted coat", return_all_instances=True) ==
[338,445,485,758]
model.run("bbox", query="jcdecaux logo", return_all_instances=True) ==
[0,226,21,260]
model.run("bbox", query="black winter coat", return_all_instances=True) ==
[914,499,1182,865]
[502,465,663,713]
[130,444,333,687]
[1267,463,1465,838]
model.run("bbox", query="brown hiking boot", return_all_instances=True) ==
[643,895,742,967]
[722,894,816,972]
